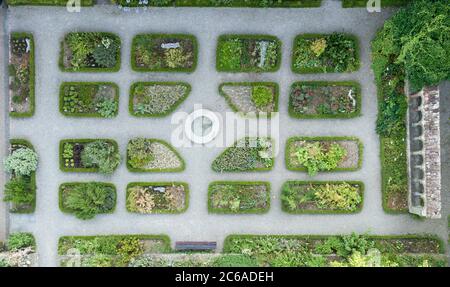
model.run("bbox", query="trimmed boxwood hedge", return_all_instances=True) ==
[219,82,279,118]
[131,34,198,73]
[7,0,93,5]
[129,82,190,117]
[216,34,282,73]
[288,81,361,119]
[285,136,363,172]
[115,0,322,8]
[281,181,364,214]
[208,181,270,214]
[59,139,119,172]
[59,182,117,218]
[9,32,35,118]
[59,82,119,118]
[126,182,189,214]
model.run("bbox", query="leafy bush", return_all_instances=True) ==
[251,86,273,108]
[4,147,38,176]
[295,142,346,176]
[116,237,144,265]
[313,183,361,211]
[127,138,154,169]
[212,254,258,267]
[4,177,34,206]
[97,99,118,118]
[92,38,120,68]
[81,141,120,174]
[217,39,242,70]
[7,233,35,251]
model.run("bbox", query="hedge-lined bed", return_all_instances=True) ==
[58,234,171,267]
[289,81,361,119]
[219,82,278,117]
[126,182,189,214]
[114,0,322,8]
[126,138,185,172]
[342,0,410,7]
[281,181,364,214]
[9,32,35,117]
[60,32,121,72]
[212,137,274,172]
[208,181,270,214]
[59,182,116,220]
[292,33,359,73]
[129,82,190,117]
[60,139,120,174]
[60,82,119,118]
[285,136,363,175]
[132,34,197,72]
[7,0,93,5]
[223,234,447,267]
[3,139,37,214]
[216,35,281,73]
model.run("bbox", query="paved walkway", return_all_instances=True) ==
[5,3,448,266]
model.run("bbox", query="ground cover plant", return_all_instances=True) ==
[292,33,359,73]
[129,253,258,267]
[9,32,34,117]
[281,181,363,213]
[7,0,93,5]
[59,182,116,220]
[126,182,188,214]
[0,233,36,267]
[3,139,37,213]
[60,82,119,118]
[289,81,360,118]
[129,82,190,117]
[127,138,185,172]
[223,233,446,267]
[216,35,281,72]
[286,136,362,174]
[114,0,322,8]
[58,235,171,267]
[219,82,278,117]
[60,139,120,174]
[208,181,270,214]
[60,32,121,72]
[212,137,274,172]
[132,34,197,72]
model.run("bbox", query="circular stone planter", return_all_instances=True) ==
[184,109,220,144]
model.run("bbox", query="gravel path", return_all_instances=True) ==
[5,3,448,266]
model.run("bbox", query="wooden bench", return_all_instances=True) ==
[175,241,217,251]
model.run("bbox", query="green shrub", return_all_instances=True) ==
[295,142,346,176]
[96,99,118,118]
[81,141,121,174]
[213,254,258,267]
[4,147,38,176]
[117,237,144,265]
[4,177,34,206]
[127,138,154,169]
[312,183,361,211]
[217,39,242,70]
[7,233,35,251]
[92,39,120,68]
[251,86,273,108]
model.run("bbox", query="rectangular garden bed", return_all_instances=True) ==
[60,32,121,72]
[219,82,278,117]
[285,136,363,173]
[292,33,359,73]
[59,182,117,220]
[126,182,189,214]
[132,34,197,72]
[281,181,364,214]
[216,35,281,73]
[208,181,270,214]
[114,0,322,8]
[59,139,120,173]
[129,82,190,117]
[342,0,410,7]
[7,0,93,5]
[60,82,119,118]
[289,81,361,118]
[9,32,35,117]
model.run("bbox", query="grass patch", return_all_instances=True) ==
[289,81,361,119]
[208,181,270,214]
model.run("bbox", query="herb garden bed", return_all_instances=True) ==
[208,181,270,214]
[9,32,35,117]
[281,181,364,214]
[219,82,278,117]
[285,136,363,174]
[126,182,189,214]
[60,32,121,72]
[60,139,120,174]
[4,139,37,214]
[292,33,359,73]
[132,34,197,72]
[59,182,116,220]
[127,138,185,172]
[216,35,281,73]
[60,82,119,118]
[114,0,322,8]
[129,82,190,117]
[289,81,361,119]
[58,235,171,267]
[212,137,274,172]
